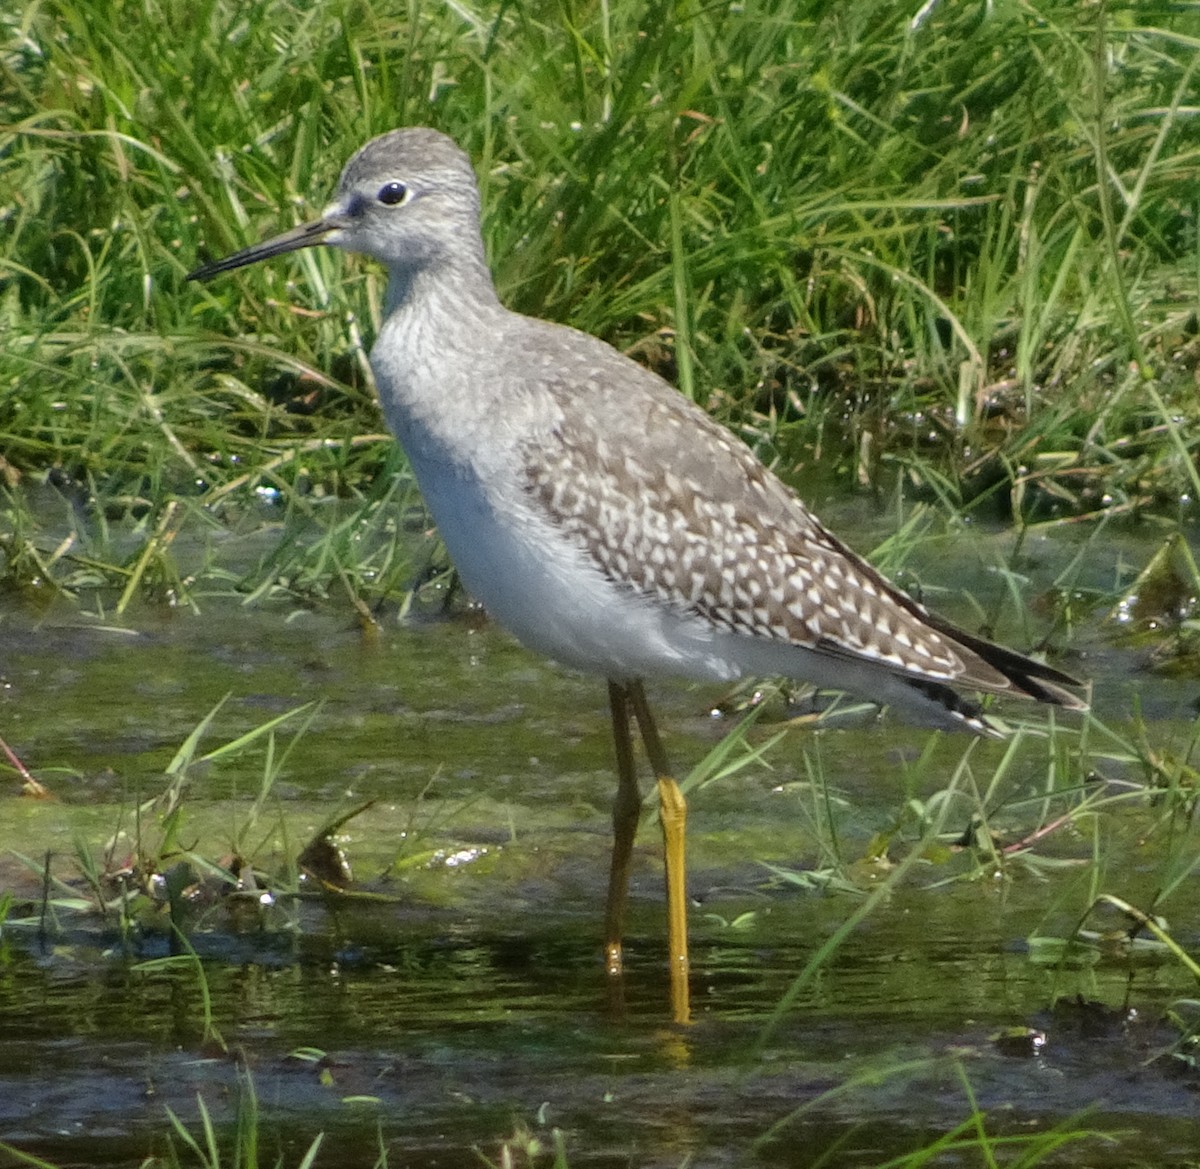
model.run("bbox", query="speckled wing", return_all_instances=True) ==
[524,369,1081,708]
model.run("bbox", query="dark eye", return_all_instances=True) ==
[377,181,408,206]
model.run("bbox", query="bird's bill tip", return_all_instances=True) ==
[186,218,337,282]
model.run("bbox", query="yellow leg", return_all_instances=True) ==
[628,681,691,1026]
[604,681,643,979]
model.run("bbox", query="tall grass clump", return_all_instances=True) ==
[2,0,1197,595]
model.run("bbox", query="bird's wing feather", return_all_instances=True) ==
[519,330,1081,708]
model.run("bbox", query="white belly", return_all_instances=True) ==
[396,425,734,681]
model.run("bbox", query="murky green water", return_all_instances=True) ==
[2,497,1199,1167]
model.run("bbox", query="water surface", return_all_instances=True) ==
[1,499,1198,1167]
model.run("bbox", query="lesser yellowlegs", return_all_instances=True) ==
[188,128,1085,1023]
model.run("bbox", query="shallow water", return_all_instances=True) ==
[1,497,1198,1167]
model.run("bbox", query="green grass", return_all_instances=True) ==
[3,3,1200,1165]
[2,0,1198,605]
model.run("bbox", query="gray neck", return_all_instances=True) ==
[383,245,501,319]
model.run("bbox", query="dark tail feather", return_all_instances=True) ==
[921,611,1087,711]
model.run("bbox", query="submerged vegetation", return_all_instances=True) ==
[3,0,1200,1165]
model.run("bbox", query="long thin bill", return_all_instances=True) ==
[186,217,336,282]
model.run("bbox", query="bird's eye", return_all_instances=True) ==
[377,181,408,206]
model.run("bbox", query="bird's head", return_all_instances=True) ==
[187,128,483,283]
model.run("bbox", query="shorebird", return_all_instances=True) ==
[188,128,1084,1023]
